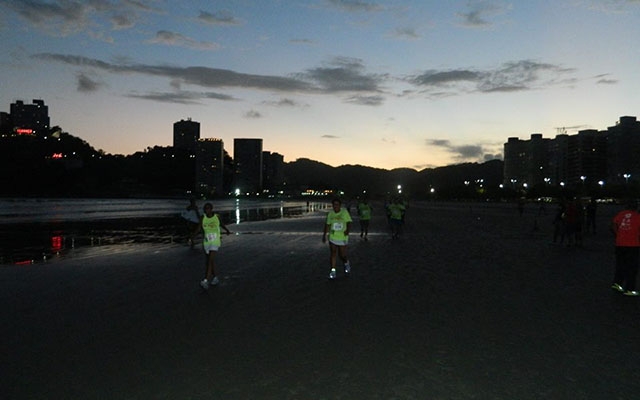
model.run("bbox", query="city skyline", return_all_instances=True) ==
[1,1,639,170]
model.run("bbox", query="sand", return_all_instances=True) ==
[2,201,640,399]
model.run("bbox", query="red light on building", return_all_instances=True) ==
[51,235,63,251]
[15,128,34,135]
[52,153,63,159]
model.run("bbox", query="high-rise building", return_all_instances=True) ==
[0,112,11,136]
[196,138,225,197]
[503,116,638,190]
[173,119,200,153]
[606,116,640,185]
[233,138,263,194]
[10,99,50,136]
[263,151,284,191]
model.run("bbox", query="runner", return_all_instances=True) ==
[322,198,352,280]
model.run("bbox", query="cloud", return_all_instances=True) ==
[322,134,340,139]
[456,1,511,28]
[326,0,382,12]
[290,38,316,45]
[427,139,490,161]
[1,0,156,36]
[594,73,618,85]
[197,10,242,25]
[302,56,383,92]
[392,27,420,39]
[110,14,135,30]
[410,60,576,95]
[127,91,236,104]
[244,110,262,119]
[263,98,309,108]
[147,30,221,50]
[76,72,103,92]
[344,94,384,106]
[33,53,315,92]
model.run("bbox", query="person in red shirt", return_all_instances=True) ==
[610,199,640,296]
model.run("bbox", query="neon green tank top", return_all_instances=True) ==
[202,214,222,247]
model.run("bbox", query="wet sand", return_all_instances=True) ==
[2,201,640,399]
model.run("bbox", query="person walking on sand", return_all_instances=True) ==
[200,202,231,290]
[610,199,640,296]
[357,197,372,241]
[323,198,352,280]
[182,198,201,249]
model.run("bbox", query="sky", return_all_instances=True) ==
[1,0,639,170]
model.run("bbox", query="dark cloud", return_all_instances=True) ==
[303,57,382,92]
[197,10,242,25]
[110,14,135,30]
[127,91,236,104]
[411,60,576,95]
[244,110,262,119]
[345,95,384,106]
[2,0,156,36]
[263,98,309,108]
[326,0,381,12]
[413,70,481,86]
[33,53,314,92]
[427,139,490,161]
[76,72,102,92]
[322,134,340,139]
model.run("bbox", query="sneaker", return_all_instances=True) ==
[328,268,337,280]
[611,283,624,292]
[210,276,220,286]
[200,279,209,290]
[344,262,351,274]
[624,290,639,296]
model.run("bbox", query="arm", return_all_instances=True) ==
[220,222,231,235]
[322,223,329,242]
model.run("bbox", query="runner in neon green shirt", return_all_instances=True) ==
[322,198,352,280]
[357,198,372,241]
[200,202,231,289]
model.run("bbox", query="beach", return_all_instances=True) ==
[2,201,640,399]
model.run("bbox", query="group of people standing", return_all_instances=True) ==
[551,197,598,246]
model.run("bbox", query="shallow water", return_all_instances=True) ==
[0,198,329,265]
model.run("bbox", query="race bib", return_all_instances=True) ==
[205,233,218,241]
[332,222,344,231]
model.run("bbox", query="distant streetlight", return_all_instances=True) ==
[598,180,604,188]
[397,185,402,194]
[624,173,631,184]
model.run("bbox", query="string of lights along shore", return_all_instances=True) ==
[2,99,640,197]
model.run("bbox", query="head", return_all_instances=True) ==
[331,198,342,212]
[203,202,214,216]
